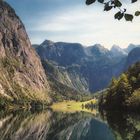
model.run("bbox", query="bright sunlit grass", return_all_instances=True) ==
[51,99,98,115]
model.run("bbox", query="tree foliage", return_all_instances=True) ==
[86,0,140,21]
[99,62,140,111]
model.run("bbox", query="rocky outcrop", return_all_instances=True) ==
[0,1,50,103]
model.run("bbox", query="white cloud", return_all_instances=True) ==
[27,2,140,49]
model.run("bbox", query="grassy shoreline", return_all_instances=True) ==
[51,99,98,115]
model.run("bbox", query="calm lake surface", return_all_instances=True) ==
[0,109,140,140]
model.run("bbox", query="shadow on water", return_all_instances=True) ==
[100,110,140,140]
[0,108,140,140]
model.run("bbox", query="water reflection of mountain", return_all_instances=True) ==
[0,110,116,140]
[2,109,140,140]
[0,110,52,140]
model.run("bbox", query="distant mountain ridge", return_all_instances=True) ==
[35,40,140,93]
[34,40,138,93]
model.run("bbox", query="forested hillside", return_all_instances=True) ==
[99,62,140,111]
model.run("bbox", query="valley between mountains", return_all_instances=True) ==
[34,40,140,94]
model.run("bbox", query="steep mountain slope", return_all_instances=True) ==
[0,1,50,105]
[35,40,89,92]
[35,40,124,93]
[125,47,140,69]
[42,60,91,101]
[42,60,89,93]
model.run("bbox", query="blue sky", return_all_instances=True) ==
[6,0,140,49]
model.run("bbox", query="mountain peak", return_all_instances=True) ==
[41,40,54,47]
[88,44,109,55]
[125,44,140,53]
[111,45,121,50]
[93,44,105,48]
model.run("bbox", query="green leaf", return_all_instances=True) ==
[98,0,104,3]
[132,0,137,3]
[86,0,96,5]
[114,0,122,7]
[135,11,140,16]
[115,12,121,19]
[124,14,133,21]
[104,3,112,11]
[114,11,124,20]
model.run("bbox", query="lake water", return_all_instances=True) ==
[0,109,139,140]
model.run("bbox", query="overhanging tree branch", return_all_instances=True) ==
[86,0,140,21]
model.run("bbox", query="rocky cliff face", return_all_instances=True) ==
[0,1,50,103]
